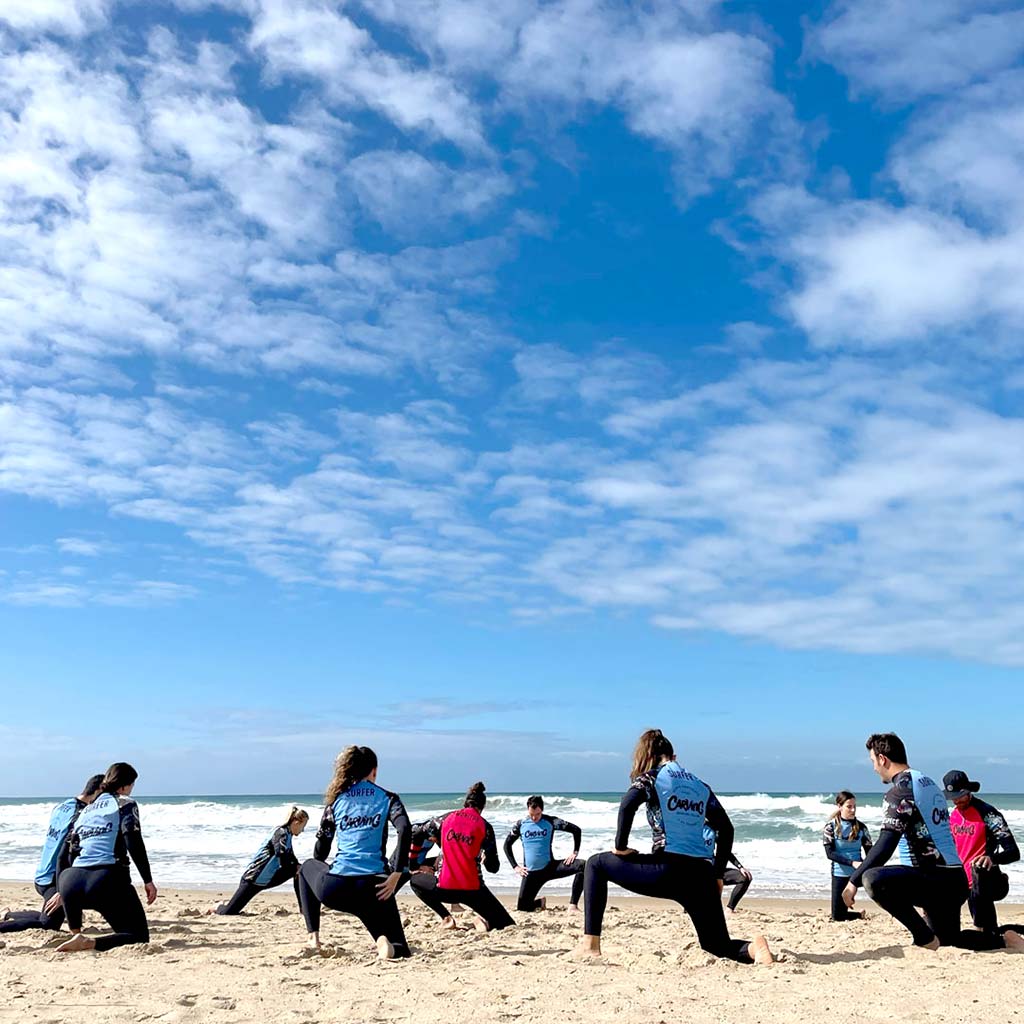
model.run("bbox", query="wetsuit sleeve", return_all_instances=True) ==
[503,820,521,869]
[728,852,744,870]
[482,821,500,874]
[983,806,1020,865]
[314,805,336,862]
[121,802,153,885]
[552,816,582,854]
[704,792,734,879]
[614,783,647,850]
[823,820,856,866]
[272,827,299,873]
[55,803,85,881]
[388,794,411,873]
[860,823,873,855]
[848,829,901,888]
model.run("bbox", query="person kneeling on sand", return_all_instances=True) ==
[410,782,515,933]
[573,729,773,965]
[843,733,1023,953]
[298,745,412,959]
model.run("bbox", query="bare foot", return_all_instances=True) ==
[473,915,490,933]
[725,907,735,916]
[571,935,602,959]
[922,937,941,951]
[440,916,460,931]
[450,903,465,912]
[568,903,581,913]
[1002,930,1024,952]
[56,933,97,953]
[749,934,774,966]
[376,936,396,960]
[538,898,547,910]
[1,907,9,920]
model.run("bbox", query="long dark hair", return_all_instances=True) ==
[631,729,674,781]
[325,746,378,804]
[463,781,486,810]
[99,762,138,795]
[830,790,862,839]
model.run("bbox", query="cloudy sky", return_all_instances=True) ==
[2,0,1023,796]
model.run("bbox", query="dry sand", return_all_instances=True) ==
[2,882,1022,1023]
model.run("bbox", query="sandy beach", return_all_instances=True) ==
[2,883,1021,1024]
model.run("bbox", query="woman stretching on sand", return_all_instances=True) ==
[823,791,872,922]
[213,807,308,915]
[410,782,515,933]
[574,729,773,964]
[298,746,412,959]
[55,762,158,953]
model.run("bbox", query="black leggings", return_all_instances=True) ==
[216,869,301,915]
[409,873,515,930]
[583,851,752,963]
[722,867,751,911]
[297,860,410,956]
[0,882,64,933]
[968,864,1009,933]
[517,859,586,911]
[830,874,864,921]
[861,864,1006,949]
[57,866,149,951]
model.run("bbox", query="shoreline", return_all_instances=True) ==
[4,883,1024,1024]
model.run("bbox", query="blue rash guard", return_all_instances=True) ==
[70,792,153,884]
[314,781,411,877]
[617,760,735,877]
[242,826,299,886]
[35,798,86,887]
[849,769,960,888]
[503,814,582,871]
[823,818,873,878]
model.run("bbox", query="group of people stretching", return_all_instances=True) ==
[2,730,1021,963]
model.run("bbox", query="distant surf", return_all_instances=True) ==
[3,792,1022,898]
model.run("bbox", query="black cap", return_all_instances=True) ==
[943,770,981,799]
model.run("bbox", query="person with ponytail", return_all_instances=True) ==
[573,729,773,965]
[822,792,872,922]
[54,762,157,953]
[409,782,515,933]
[213,807,309,915]
[297,746,412,959]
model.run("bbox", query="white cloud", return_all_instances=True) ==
[0,0,111,37]
[809,0,1024,102]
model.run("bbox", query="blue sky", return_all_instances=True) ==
[2,0,1024,796]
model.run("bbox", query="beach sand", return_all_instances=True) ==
[1,882,1021,1023]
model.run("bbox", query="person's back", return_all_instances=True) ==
[326,779,393,876]
[437,806,488,890]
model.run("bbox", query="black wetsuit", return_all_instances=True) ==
[216,826,301,915]
[58,794,152,951]
[582,762,753,963]
[0,797,85,934]
[722,853,752,912]
[409,809,515,930]
[823,817,873,921]
[848,770,1008,949]
[504,813,584,911]
[298,783,411,956]
[389,818,441,893]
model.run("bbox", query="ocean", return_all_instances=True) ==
[3,791,1023,899]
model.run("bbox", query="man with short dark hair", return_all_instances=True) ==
[504,795,585,912]
[0,774,104,934]
[844,734,1023,951]
[945,770,1020,937]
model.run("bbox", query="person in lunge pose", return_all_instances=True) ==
[843,734,1023,952]
[574,729,773,964]
[822,791,872,922]
[945,770,1021,940]
[0,774,103,934]
[214,807,309,915]
[56,762,157,953]
[504,795,585,912]
[410,782,515,933]
[298,746,412,959]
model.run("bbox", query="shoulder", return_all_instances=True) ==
[381,788,403,802]
[272,826,289,840]
[117,796,138,811]
[823,819,837,836]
